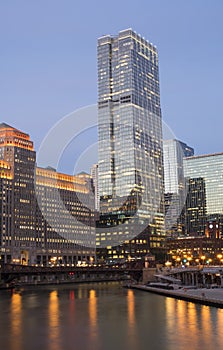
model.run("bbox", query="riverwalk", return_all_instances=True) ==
[131,284,223,308]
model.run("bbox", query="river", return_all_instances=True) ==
[0,282,223,350]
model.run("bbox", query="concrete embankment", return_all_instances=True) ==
[130,284,223,308]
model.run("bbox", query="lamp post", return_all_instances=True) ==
[217,254,222,265]
[195,258,200,266]
[176,257,181,267]
[207,258,212,266]
[165,261,172,270]
[201,255,206,267]
[187,256,192,266]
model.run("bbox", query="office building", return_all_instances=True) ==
[183,153,223,236]
[0,123,96,265]
[163,139,194,194]
[35,168,96,266]
[166,234,223,265]
[91,163,99,211]
[163,139,194,235]
[0,123,36,264]
[96,29,165,261]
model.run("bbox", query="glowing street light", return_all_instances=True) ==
[176,257,181,266]
[201,255,206,267]
[187,256,192,265]
[165,261,172,269]
[207,258,212,265]
[217,254,223,265]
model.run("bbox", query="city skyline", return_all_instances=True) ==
[1,3,223,345]
[1,1,223,174]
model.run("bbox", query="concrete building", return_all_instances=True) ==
[0,123,96,265]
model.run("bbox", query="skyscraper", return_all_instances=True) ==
[163,139,194,195]
[90,163,99,211]
[96,29,165,260]
[183,153,223,236]
[0,123,36,264]
[163,139,194,235]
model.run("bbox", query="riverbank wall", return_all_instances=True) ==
[131,284,223,308]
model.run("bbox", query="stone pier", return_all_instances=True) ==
[142,268,157,284]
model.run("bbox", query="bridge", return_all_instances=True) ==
[0,264,143,288]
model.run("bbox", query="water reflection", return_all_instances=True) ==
[127,289,135,327]
[165,297,223,350]
[2,284,223,350]
[216,308,223,340]
[186,303,199,349]
[48,290,60,350]
[11,292,22,350]
[166,298,201,349]
[88,289,99,348]
[127,289,139,349]
[69,290,75,326]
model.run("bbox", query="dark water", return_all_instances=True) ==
[0,282,223,350]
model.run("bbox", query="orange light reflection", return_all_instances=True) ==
[89,289,97,330]
[48,290,61,350]
[127,289,139,349]
[11,292,22,350]
[88,289,99,348]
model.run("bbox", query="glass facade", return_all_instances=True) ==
[97,29,165,258]
[163,139,194,234]
[183,153,223,236]
[163,139,194,194]
[91,163,99,211]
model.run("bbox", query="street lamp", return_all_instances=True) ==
[176,257,181,266]
[165,261,172,270]
[187,256,192,265]
[217,254,222,265]
[207,258,212,265]
[201,255,206,267]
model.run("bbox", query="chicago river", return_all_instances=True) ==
[1,282,223,350]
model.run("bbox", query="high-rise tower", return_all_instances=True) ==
[97,29,165,260]
[0,123,36,264]
[163,139,194,235]
[91,163,99,211]
[183,153,223,236]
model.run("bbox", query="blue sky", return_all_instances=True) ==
[0,0,223,173]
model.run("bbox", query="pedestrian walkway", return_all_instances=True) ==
[131,284,223,308]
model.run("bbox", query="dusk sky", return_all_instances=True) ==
[0,0,223,173]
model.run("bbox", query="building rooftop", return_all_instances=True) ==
[185,152,223,160]
[0,122,16,130]
[0,122,30,138]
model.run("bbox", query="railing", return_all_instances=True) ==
[0,263,142,275]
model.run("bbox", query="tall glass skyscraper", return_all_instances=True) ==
[163,139,194,235]
[97,29,165,259]
[183,153,223,236]
[163,139,194,195]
